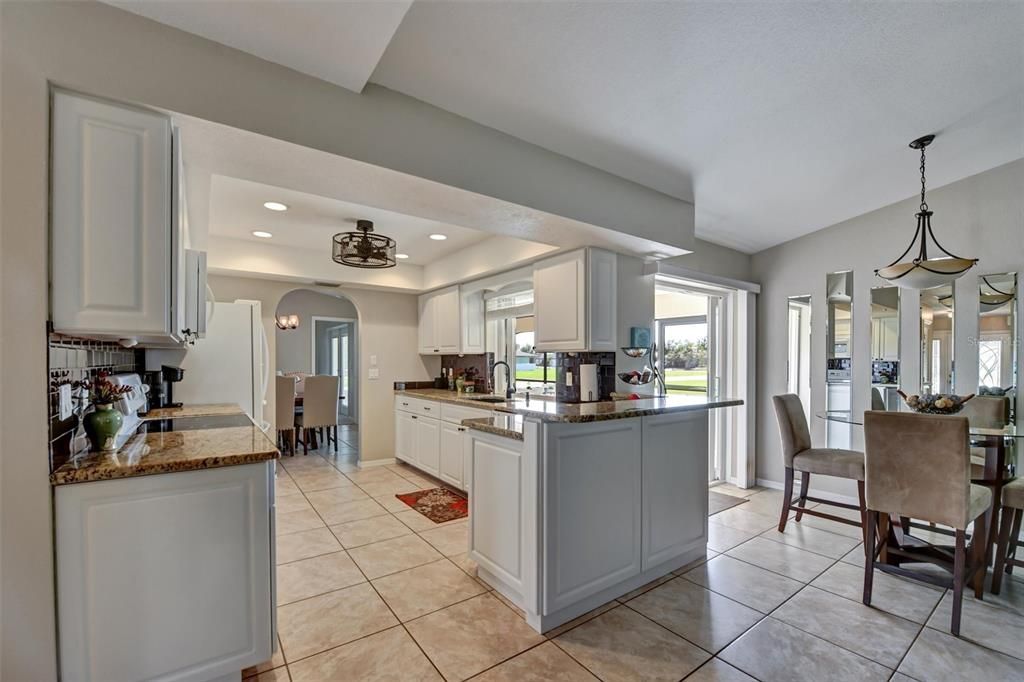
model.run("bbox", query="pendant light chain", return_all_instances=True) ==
[919,145,928,212]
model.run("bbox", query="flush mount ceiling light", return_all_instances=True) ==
[251,230,273,239]
[275,314,299,330]
[429,233,447,241]
[395,253,410,260]
[263,201,288,211]
[332,219,397,269]
[875,134,977,289]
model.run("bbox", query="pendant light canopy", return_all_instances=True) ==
[875,134,977,289]
[332,219,397,269]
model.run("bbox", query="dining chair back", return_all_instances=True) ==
[302,375,340,429]
[275,376,297,455]
[773,393,812,467]
[962,395,1010,429]
[862,410,992,636]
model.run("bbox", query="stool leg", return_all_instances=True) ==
[857,479,868,558]
[863,510,876,606]
[973,513,987,600]
[952,529,966,637]
[1008,510,1023,574]
[992,506,1017,595]
[779,467,794,533]
[795,471,810,521]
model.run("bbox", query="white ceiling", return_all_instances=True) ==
[105,0,411,93]
[208,176,488,266]
[115,1,1024,254]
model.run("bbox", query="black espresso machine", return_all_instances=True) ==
[142,365,185,412]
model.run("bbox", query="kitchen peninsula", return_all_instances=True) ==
[395,388,741,633]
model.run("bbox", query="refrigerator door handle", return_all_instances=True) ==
[259,322,271,432]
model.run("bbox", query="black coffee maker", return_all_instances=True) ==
[143,365,185,411]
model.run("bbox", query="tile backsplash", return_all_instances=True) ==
[48,333,142,471]
[441,353,495,393]
[555,352,616,402]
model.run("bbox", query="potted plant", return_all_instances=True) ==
[76,371,133,452]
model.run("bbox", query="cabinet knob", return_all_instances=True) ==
[401,402,409,406]
[411,415,418,420]
[458,427,466,432]
[423,407,431,411]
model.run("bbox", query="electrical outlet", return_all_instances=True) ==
[59,383,73,420]
[370,354,378,366]
[368,367,380,380]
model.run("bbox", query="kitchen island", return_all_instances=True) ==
[465,394,740,634]
[52,405,278,682]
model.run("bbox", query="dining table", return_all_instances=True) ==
[817,409,1021,561]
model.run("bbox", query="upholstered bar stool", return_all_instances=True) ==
[863,411,991,636]
[772,394,867,538]
[295,375,340,455]
[991,477,1024,595]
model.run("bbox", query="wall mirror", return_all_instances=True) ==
[920,284,954,394]
[787,295,812,422]
[826,271,853,447]
[976,273,1017,424]
[869,286,900,410]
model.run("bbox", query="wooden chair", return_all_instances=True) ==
[991,477,1024,595]
[771,394,867,540]
[295,375,339,455]
[275,375,297,456]
[862,410,991,636]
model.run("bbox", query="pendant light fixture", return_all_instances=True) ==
[875,134,977,289]
[332,219,397,269]
[275,314,299,330]
[980,276,1016,311]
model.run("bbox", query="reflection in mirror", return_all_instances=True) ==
[920,284,954,394]
[976,273,1017,425]
[787,295,812,423]
[870,287,900,410]
[826,271,853,447]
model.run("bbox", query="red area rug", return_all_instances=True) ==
[396,487,469,524]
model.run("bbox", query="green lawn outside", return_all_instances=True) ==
[515,366,708,392]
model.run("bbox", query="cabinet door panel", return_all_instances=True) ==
[418,295,437,354]
[542,420,642,613]
[461,290,485,354]
[587,249,617,351]
[534,251,586,351]
[435,288,461,353]
[469,434,525,590]
[641,412,709,570]
[395,411,415,464]
[52,91,172,337]
[439,422,465,488]
[415,417,441,476]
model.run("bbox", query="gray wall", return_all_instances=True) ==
[751,159,1024,498]
[275,289,359,374]
[666,237,754,282]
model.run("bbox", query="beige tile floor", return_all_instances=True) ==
[247,432,1024,681]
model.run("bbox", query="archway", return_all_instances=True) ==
[274,288,360,460]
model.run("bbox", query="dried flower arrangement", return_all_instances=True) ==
[75,370,134,406]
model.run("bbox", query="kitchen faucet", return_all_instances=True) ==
[491,361,516,399]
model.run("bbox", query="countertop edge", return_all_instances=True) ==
[461,416,525,441]
[50,449,278,486]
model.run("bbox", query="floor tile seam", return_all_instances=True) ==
[806,575,940,629]
[621,573,763,619]
[754,614,897,673]
[722,543,840,584]
[616,599,723,658]
[757,529,860,561]
[548,632,618,681]
[461,639,561,681]
[278,622,407,672]
[919,614,1024,662]
[889,584,948,679]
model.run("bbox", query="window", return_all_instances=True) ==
[513,316,554,392]
[979,339,1003,387]
[931,338,942,392]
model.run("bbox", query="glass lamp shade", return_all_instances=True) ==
[876,257,978,290]
[276,314,300,330]
[332,220,396,269]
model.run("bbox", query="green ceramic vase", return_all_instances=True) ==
[84,403,123,452]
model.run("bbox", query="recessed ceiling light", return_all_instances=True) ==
[395,253,410,260]
[429,233,447,241]
[263,201,288,211]
[252,230,273,239]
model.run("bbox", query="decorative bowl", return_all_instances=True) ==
[898,390,974,415]
[617,368,654,385]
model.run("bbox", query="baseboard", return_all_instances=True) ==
[359,457,396,469]
[756,477,860,506]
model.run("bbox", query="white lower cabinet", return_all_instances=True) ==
[395,410,416,464]
[394,397,490,489]
[440,421,468,487]
[415,416,441,477]
[55,462,275,681]
[641,412,709,570]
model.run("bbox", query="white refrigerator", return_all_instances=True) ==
[147,300,269,430]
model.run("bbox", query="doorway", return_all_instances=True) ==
[654,285,724,482]
[312,317,357,423]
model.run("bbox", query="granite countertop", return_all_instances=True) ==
[462,414,526,441]
[396,388,743,423]
[51,409,277,486]
[142,403,245,419]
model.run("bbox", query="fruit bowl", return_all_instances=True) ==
[618,368,654,386]
[898,390,974,415]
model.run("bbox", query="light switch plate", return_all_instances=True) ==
[59,383,74,420]
[368,367,380,379]
[369,354,378,366]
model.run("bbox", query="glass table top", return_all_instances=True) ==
[816,410,1021,438]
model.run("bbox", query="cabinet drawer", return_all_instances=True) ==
[395,395,439,417]
[440,403,492,425]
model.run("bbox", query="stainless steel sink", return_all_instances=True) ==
[463,395,509,403]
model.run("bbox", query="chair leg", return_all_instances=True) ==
[1008,510,1023,575]
[795,471,810,521]
[289,429,296,456]
[857,479,868,558]
[302,429,309,455]
[863,510,876,606]
[952,529,966,637]
[973,513,987,600]
[992,506,1017,595]
[779,467,794,533]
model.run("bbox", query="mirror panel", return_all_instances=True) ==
[870,286,900,410]
[787,295,812,423]
[920,284,954,394]
[977,273,1017,424]
[826,271,853,447]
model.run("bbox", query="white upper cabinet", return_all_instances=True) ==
[51,91,198,346]
[533,248,617,352]
[419,285,482,355]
